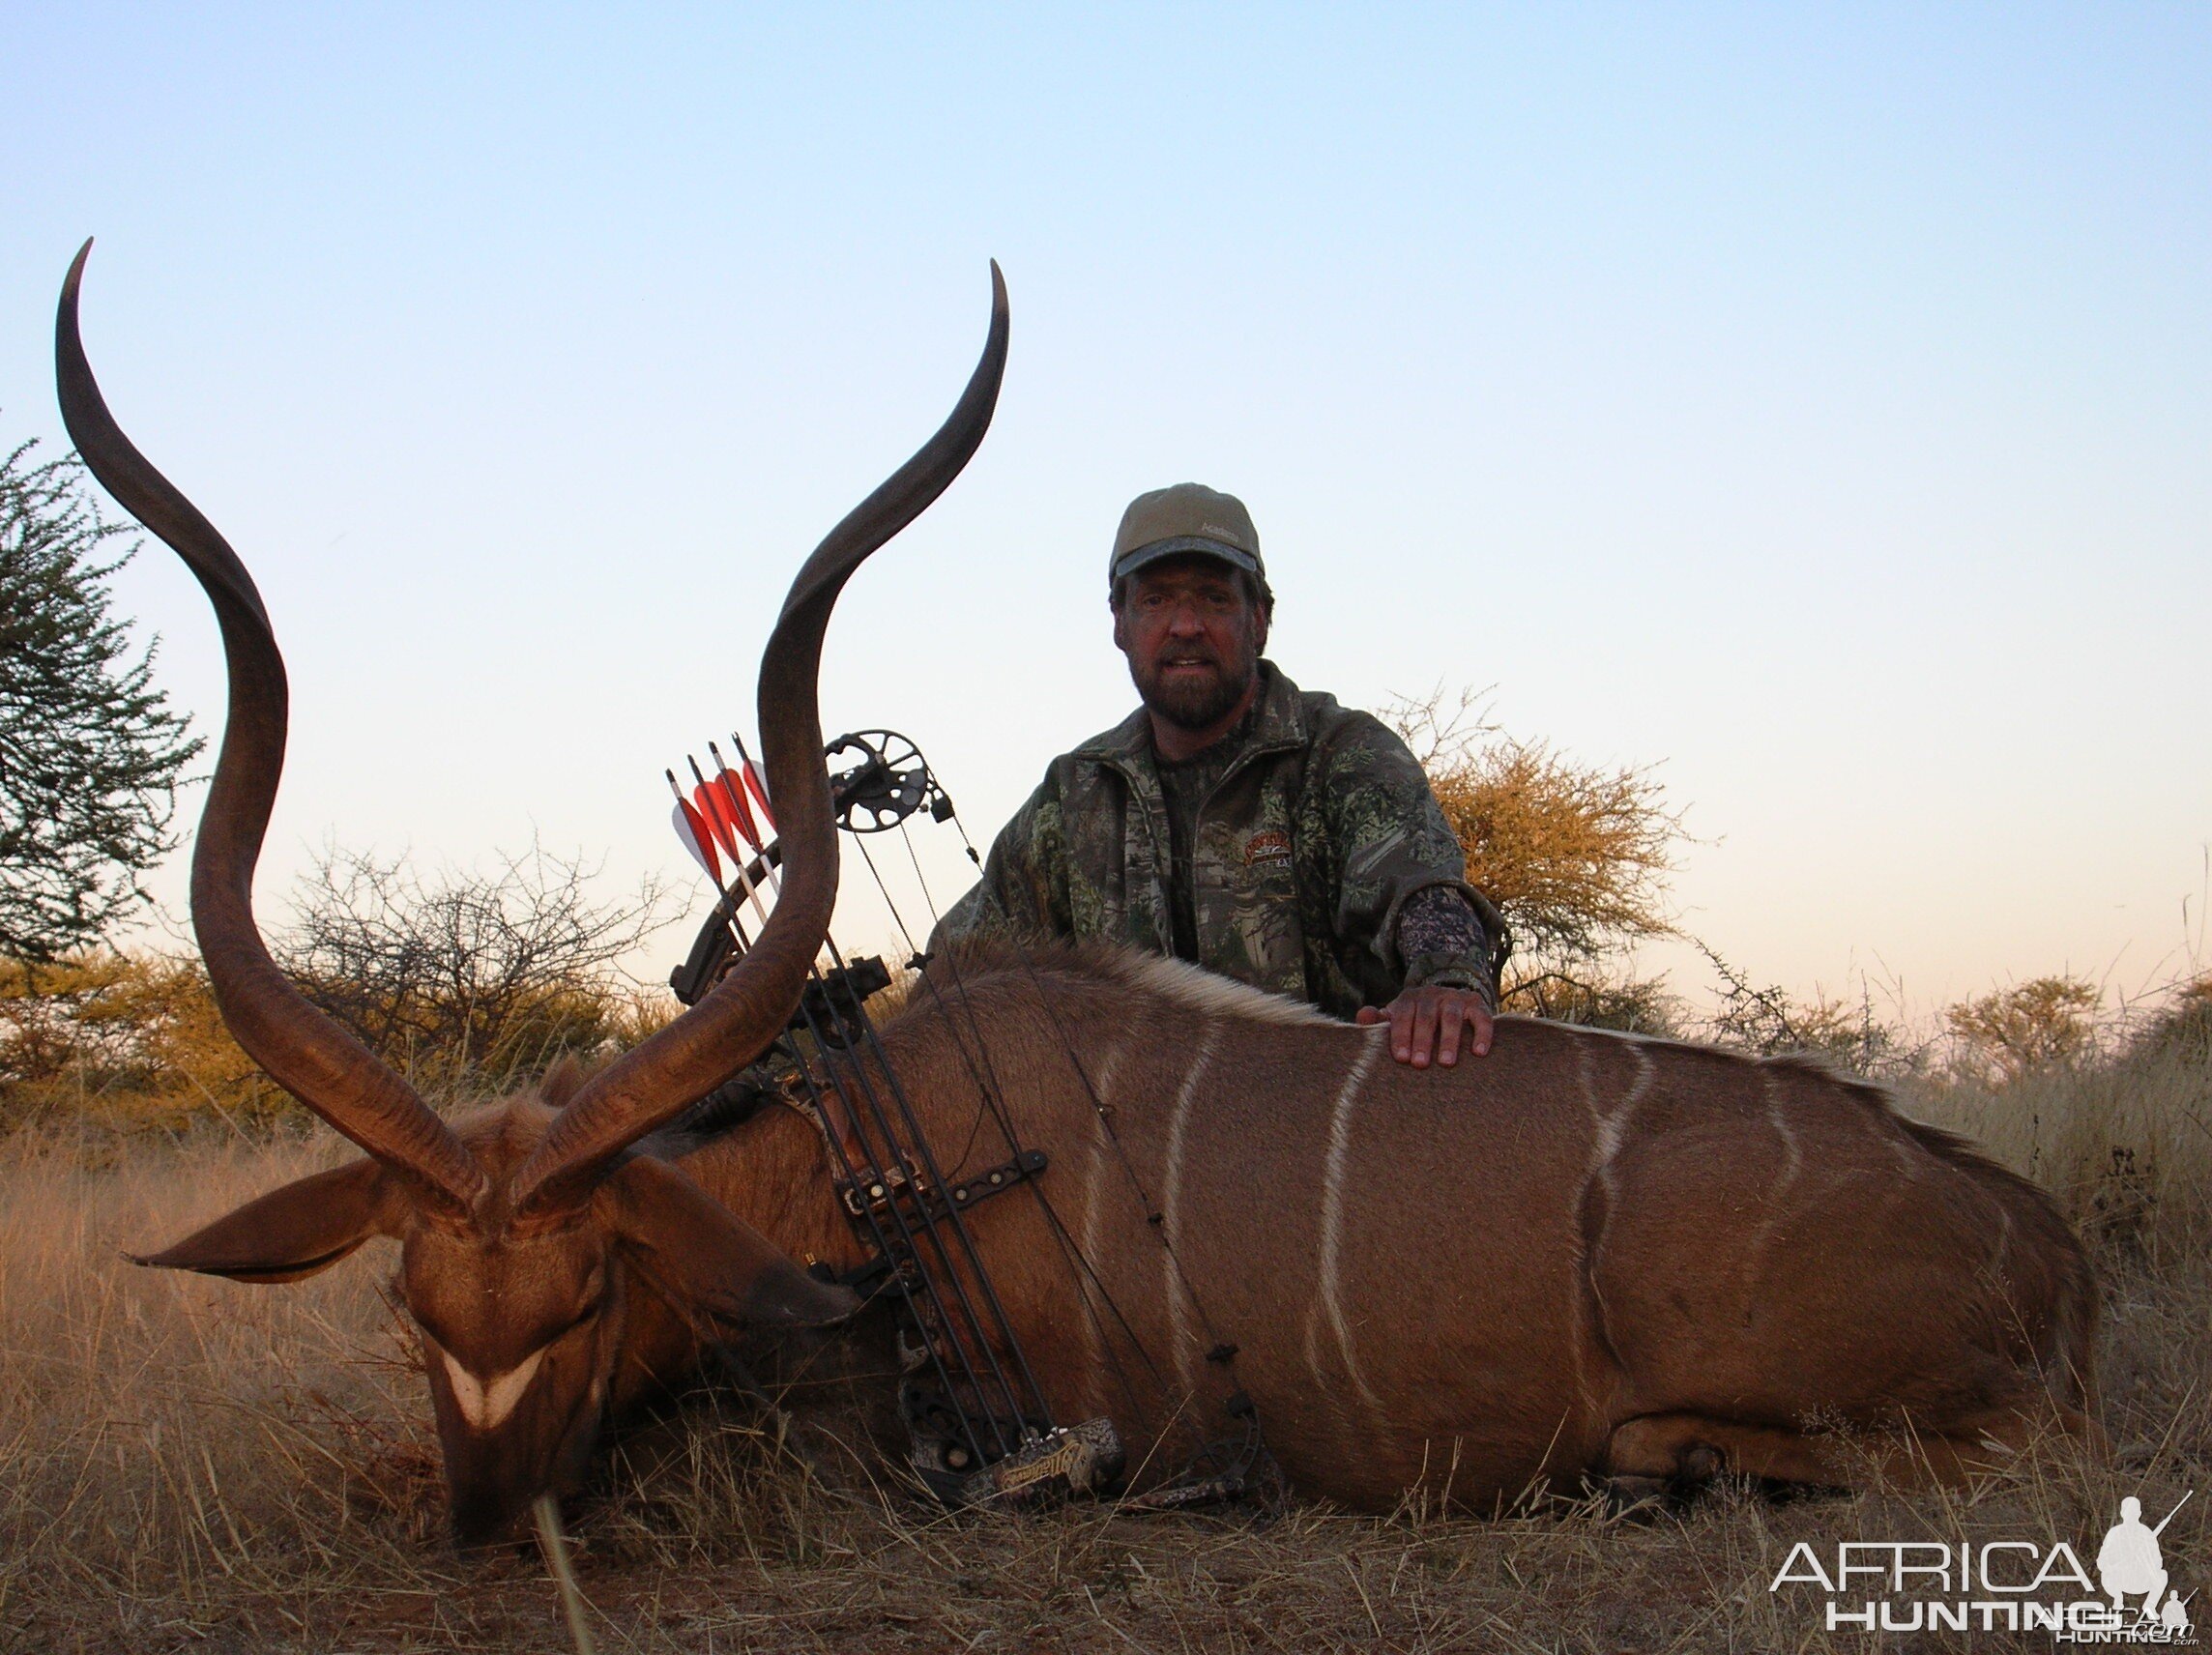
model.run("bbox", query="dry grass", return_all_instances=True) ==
[2,1048,2205,1653]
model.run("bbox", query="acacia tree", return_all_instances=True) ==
[1390,687,1683,1024]
[1944,974,2102,1083]
[1699,943,1930,1079]
[0,439,200,963]
[277,839,675,1089]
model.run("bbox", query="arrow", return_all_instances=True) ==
[705,745,778,931]
[707,741,762,850]
[686,757,745,863]
[731,731,775,835]
[687,752,775,931]
[722,732,806,970]
[665,771,721,885]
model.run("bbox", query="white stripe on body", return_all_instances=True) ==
[1571,1038,1655,1416]
[1885,1121,1923,1178]
[1733,1069,1805,1310]
[1985,1202,2017,1297]
[1159,1023,1220,1404]
[1076,1035,1127,1417]
[1306,1034,1385,1421]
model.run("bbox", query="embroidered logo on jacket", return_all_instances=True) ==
[1243,830,1293,867]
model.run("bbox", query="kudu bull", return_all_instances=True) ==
[69,247,2097,1546]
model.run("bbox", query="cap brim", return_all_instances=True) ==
[1111,536,1261,583]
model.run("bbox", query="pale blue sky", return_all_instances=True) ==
[4,5,2206,1011]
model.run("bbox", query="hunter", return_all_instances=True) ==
[935,482,1506,1067]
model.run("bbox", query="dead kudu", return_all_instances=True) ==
[60,241,1004,1543]
[65,245,2097,1542]
[675,942,2100,1511]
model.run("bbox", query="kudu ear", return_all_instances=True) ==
[599,1157,859,1330]
[129,1158,407,1284]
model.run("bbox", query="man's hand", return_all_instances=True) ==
[1356,985,1496,1067]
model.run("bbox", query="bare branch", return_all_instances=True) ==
[276,837,678,1090]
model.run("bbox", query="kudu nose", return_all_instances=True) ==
[447,1441,572,1552]
[451,1497,530,1552]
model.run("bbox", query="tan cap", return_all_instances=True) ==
[1109,482,1264,587]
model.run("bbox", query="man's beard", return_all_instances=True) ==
[1133,650,1257,733]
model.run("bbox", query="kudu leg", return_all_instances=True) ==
[1603,1402,2099,1495]
[1603,1412,1841,1493]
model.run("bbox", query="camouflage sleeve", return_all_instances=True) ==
[927,771,1070,951]
[1394,886,1499,1010]
[1316,713,1499,1000]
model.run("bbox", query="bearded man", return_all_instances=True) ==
[936,483,1505,1067]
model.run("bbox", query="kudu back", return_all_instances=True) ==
[681,943,2098,1509]
[57,242,1007,1543]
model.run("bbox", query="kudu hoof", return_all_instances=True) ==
[1677,1442,1725,1483]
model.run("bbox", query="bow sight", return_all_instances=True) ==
[826,729,953,833]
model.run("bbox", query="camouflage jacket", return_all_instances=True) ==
[933,662,1501,1020]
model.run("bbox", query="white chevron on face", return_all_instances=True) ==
[441,1348,546,1433]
